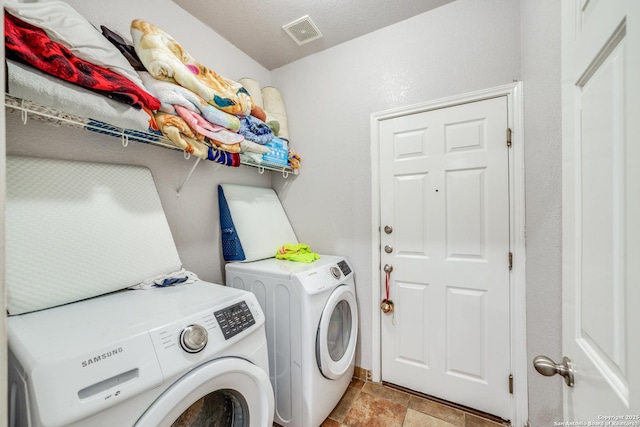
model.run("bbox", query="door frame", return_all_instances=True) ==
[370,82,526,425]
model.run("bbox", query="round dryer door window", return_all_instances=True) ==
[316,285,358,380]
[135,358,274,427]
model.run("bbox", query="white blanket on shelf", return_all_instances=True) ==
[6,60,152,132]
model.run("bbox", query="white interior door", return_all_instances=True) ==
[560,0,640,420]
[379,96,511,419]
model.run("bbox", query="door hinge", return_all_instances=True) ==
[509,374,514,394]
[508,252,513,270]
[507,128,512,147]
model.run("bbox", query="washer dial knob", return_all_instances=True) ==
[180,324,208,353]
[330,266,341,279]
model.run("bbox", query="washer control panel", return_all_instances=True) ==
[214,300,256,340]
[149,295,262,380]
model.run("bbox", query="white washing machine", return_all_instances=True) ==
[226,255,358,427]
[8,281,275,427]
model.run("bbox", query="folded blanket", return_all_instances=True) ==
[5,13,161,112]
[175,105,243,149]
[154,112,206,155]
[154,112,240,166]
[275,244,320,263]
[131,19,254,117]
[139,71,241,131]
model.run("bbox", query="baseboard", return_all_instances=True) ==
[353,366,372,382]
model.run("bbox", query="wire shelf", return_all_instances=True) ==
[4,94,298,178]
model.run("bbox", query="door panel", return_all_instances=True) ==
[395,174,430,256]
[396,281,429,365]
[446,168,486,260]
[446,287,485,381]
[380,96,511,419]
[562,0,640,419]
[579,39,625,383]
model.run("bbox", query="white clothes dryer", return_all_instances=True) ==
[8,282,274,427]
[226,255,358,427]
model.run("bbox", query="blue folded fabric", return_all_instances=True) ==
[156,276,189,287]
[239,115,274,145]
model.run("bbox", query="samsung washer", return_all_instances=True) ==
[226,255,358,427]
[7,281,274,427]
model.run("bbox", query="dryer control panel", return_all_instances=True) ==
[292,258,354,295]
[214,301,256,340]
[337,260,352,276]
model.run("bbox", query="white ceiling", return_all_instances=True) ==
[172,0,456,70]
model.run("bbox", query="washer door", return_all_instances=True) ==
[316,285,358,380]
[135,358,274,427]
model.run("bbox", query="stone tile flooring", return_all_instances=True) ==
[320,379,511,427]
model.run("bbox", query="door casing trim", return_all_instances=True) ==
[369,82,526,426]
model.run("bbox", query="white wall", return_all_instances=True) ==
[521,0,563,425]
[270,0,520,374]
[5,0,273,284]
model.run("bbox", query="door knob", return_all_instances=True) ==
[384,225,393,234]
[533,355,575,387]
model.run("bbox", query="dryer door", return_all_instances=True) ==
[316,285,358,380]
[135,358,274,427]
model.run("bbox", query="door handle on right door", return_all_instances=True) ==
[533,355,575,387]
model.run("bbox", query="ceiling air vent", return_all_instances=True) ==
[282,15,323,46]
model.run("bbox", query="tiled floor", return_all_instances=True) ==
[319,379,510,427]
